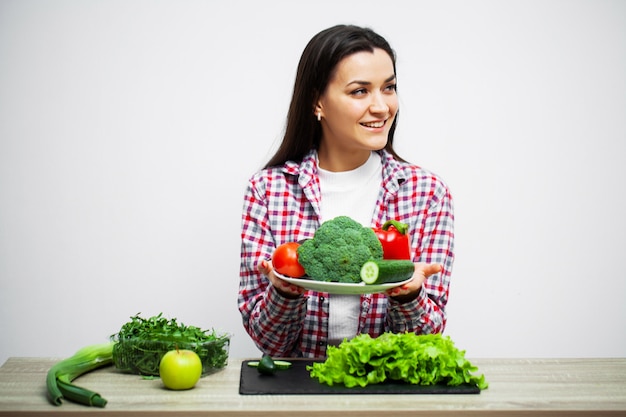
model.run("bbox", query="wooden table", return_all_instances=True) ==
[0,357,625,416]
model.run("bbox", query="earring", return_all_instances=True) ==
[317,112,321,122]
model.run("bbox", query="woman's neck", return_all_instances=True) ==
[317,147,372,172]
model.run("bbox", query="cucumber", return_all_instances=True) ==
[257,354,276,375]
[360,260,415,285]
[247,358,292,372]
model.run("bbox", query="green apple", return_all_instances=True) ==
[159,349,202,390]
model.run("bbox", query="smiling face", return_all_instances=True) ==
[315,48,398,171]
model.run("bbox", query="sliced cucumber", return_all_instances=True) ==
[247,359,292,370]
[360,260,415,285]
[272,360,293,369]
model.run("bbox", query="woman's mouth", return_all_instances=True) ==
[361,120,386,128]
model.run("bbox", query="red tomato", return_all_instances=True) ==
[272,242,306,278]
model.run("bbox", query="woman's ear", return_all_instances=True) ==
[314,102,323,121]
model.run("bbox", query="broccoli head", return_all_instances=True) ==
[297,216,383,283]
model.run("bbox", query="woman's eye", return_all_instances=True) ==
[385,84,397,92]
[351,88,367,96]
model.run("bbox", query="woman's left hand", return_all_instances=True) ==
[386,262,442,301]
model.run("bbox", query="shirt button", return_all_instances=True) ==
[320,296,325,302]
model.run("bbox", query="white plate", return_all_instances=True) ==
[275,272,412,295]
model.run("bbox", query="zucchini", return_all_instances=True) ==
[360,259,415,285]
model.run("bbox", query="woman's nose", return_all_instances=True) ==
[369,92,390,113]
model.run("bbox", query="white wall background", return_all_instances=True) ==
[1,0,625,365]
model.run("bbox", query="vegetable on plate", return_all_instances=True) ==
[272,242,306,277]
[360,259,415,285]
[372,220,412,260]
[297,216,383,283]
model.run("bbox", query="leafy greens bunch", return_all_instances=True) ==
[308,332,488,389]
[111,313,229,376]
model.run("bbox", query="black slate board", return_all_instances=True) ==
[239,359,481,395]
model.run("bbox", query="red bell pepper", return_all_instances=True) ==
[372,220,412,260]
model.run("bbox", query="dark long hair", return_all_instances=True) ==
[264,24,404,168]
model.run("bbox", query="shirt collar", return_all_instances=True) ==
[282,149,409,192]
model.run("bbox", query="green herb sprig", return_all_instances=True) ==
[111,313,229,376]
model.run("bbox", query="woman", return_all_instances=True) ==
[238,24,454,358]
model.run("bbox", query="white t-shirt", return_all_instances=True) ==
[317,151,382,345]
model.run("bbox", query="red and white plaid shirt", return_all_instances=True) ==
[238,149,454,358]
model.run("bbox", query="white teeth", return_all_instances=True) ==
[363,121,385,128]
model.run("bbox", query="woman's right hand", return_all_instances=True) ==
[259,259,305,298]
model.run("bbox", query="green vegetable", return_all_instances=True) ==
[307,333,488,390]
[360,259,415,285]
[248,356,292,375]
[111,313,229,376]
[257,354,277,375]
[247,359,292,370]
[297,216,383,283]
[46,342,114,407]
